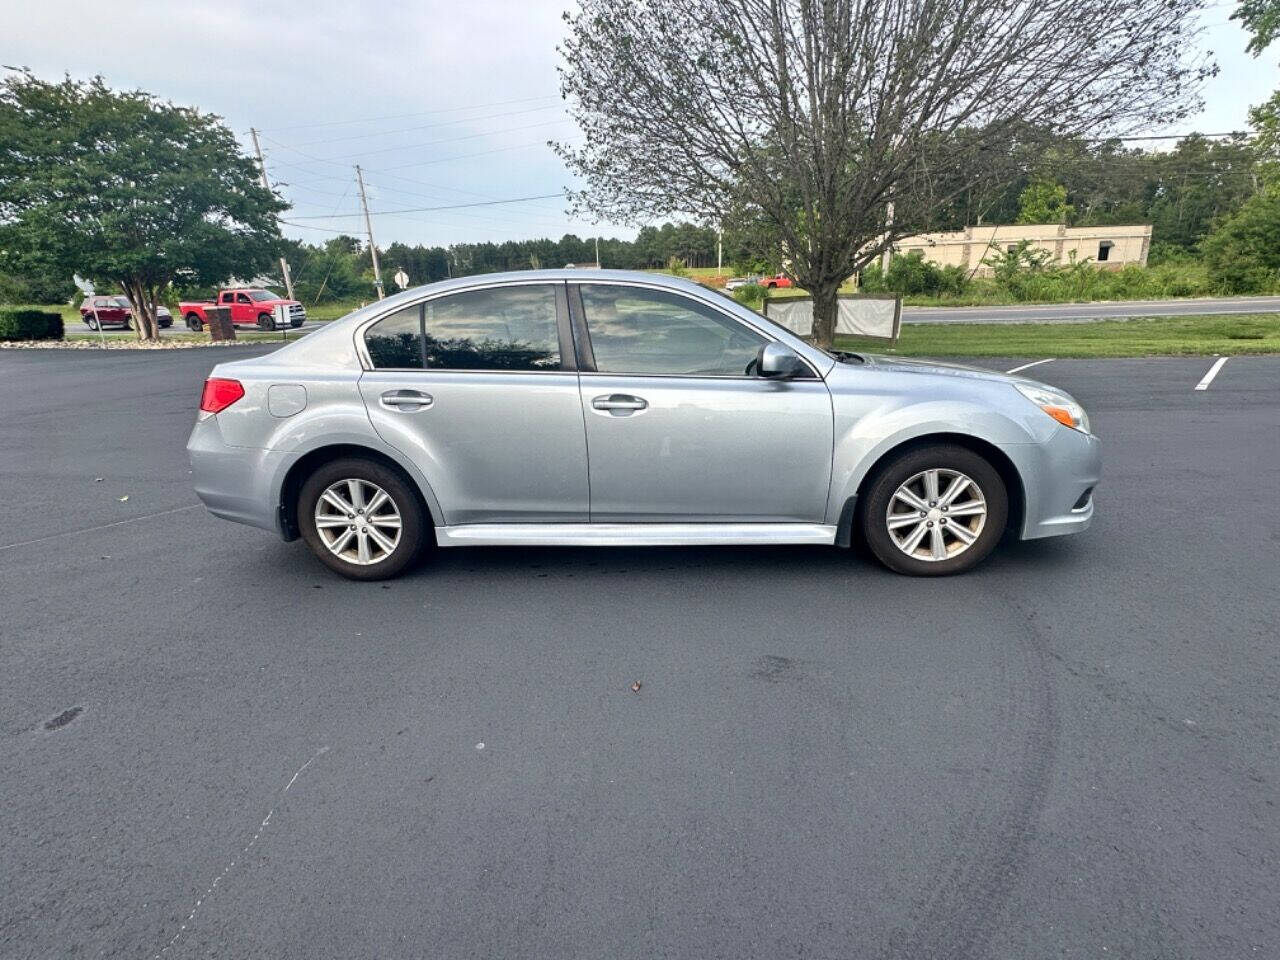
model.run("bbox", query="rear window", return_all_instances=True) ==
[364,286,561,371]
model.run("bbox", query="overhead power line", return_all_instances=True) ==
[257,94,561,133]
[287,192,568,220]
[261,117,573,165]
[285,103,567,148]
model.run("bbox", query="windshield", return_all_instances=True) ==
[108,297,130,308]
[247,289,278,302]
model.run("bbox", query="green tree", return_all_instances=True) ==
[1202,187,1280,292]
[557,0,1210,348]
[0,72,284,339]
[1234,0,1280,55]
[1016,177,1074,224]
[1250,90,1280,186]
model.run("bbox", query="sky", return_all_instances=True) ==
[2,0,1277,250]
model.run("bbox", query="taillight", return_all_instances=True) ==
[200,378,245,413]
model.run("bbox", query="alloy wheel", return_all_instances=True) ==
[885,468,988,562]
[314,478,403,565]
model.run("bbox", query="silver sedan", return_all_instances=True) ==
[188,270,1099,580]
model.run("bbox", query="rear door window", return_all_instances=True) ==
[364,285,562,371]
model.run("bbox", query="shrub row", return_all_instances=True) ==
[861,250,1223,304]
[0,308,65,341]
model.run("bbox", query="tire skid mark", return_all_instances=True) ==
[880,592,1058,960]
[149,745,328,959]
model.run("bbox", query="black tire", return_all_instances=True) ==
[257,313,273,330]
[159,317,172,329]
[186,313,203,332]
[122,317,132,330]
[85,316,99,331]
[860,443,1008,576]
[298,457,425,581]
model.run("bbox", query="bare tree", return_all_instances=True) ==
[556,0,1214,347]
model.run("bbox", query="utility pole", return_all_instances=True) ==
[717,226,723,276]
[249,128,296,301]
[594,235,600,268]
[355,164,386,300]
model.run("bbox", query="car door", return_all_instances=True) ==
[358,281,589,524]
[234,292,254,325]
[218,292,235,322]
[570,282,833,522]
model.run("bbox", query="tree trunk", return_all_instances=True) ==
[809,281,840,350]
[122,277,160,341]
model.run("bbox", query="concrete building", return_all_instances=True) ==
[890,223,1152,276]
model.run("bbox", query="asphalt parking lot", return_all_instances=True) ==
[2,346,1277,960]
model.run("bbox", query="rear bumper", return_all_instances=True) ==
[1000,427,1102,541]
[187,414,287,535]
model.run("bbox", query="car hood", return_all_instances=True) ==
[850,352,1038,386]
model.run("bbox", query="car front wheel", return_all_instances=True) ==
[298,458,425,580]
[860,444,1008,576]
[258,313,273,330]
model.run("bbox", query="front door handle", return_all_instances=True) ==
[380,389,433,410]
[592,394,648,414]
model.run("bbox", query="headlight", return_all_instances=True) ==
[1014,383,1091,434]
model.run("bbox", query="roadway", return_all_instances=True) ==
[903,294,1280,324]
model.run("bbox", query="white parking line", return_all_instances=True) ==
[1195,357,1230,391]
[0,503,202,552]
[1005,358,1056,374]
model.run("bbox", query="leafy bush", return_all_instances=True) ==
[732,283,767,309]
[861,251,970,298]
[1202,189,1280,294]
[0,308,63,341]
[979,244,1217,302]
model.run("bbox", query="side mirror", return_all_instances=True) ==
[757,343,806,379]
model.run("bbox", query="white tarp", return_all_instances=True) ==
[764,296,901,341]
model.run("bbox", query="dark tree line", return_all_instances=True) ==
[268,221,755,304]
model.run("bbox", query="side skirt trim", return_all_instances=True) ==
[435,522,838,548]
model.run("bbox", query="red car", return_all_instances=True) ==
[180,288,306,331]
[80,295,173,330]
[760,273,794,289]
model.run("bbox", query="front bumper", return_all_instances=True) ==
[1001,426,1102,541]
[187,414,288,535]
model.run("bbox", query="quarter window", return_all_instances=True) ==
[365,304,425,369]
[364,285,561,371]
[579,284,766,377]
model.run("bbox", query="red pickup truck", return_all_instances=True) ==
[760,273,794,289]
[180,289,306,331]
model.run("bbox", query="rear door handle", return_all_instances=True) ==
[380,389,433,410]
[592,394,648,413]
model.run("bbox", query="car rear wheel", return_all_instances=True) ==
[860,444,1008,576]
[185,314,203,331]
[298,458,425,581]
[84,316,99,330]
